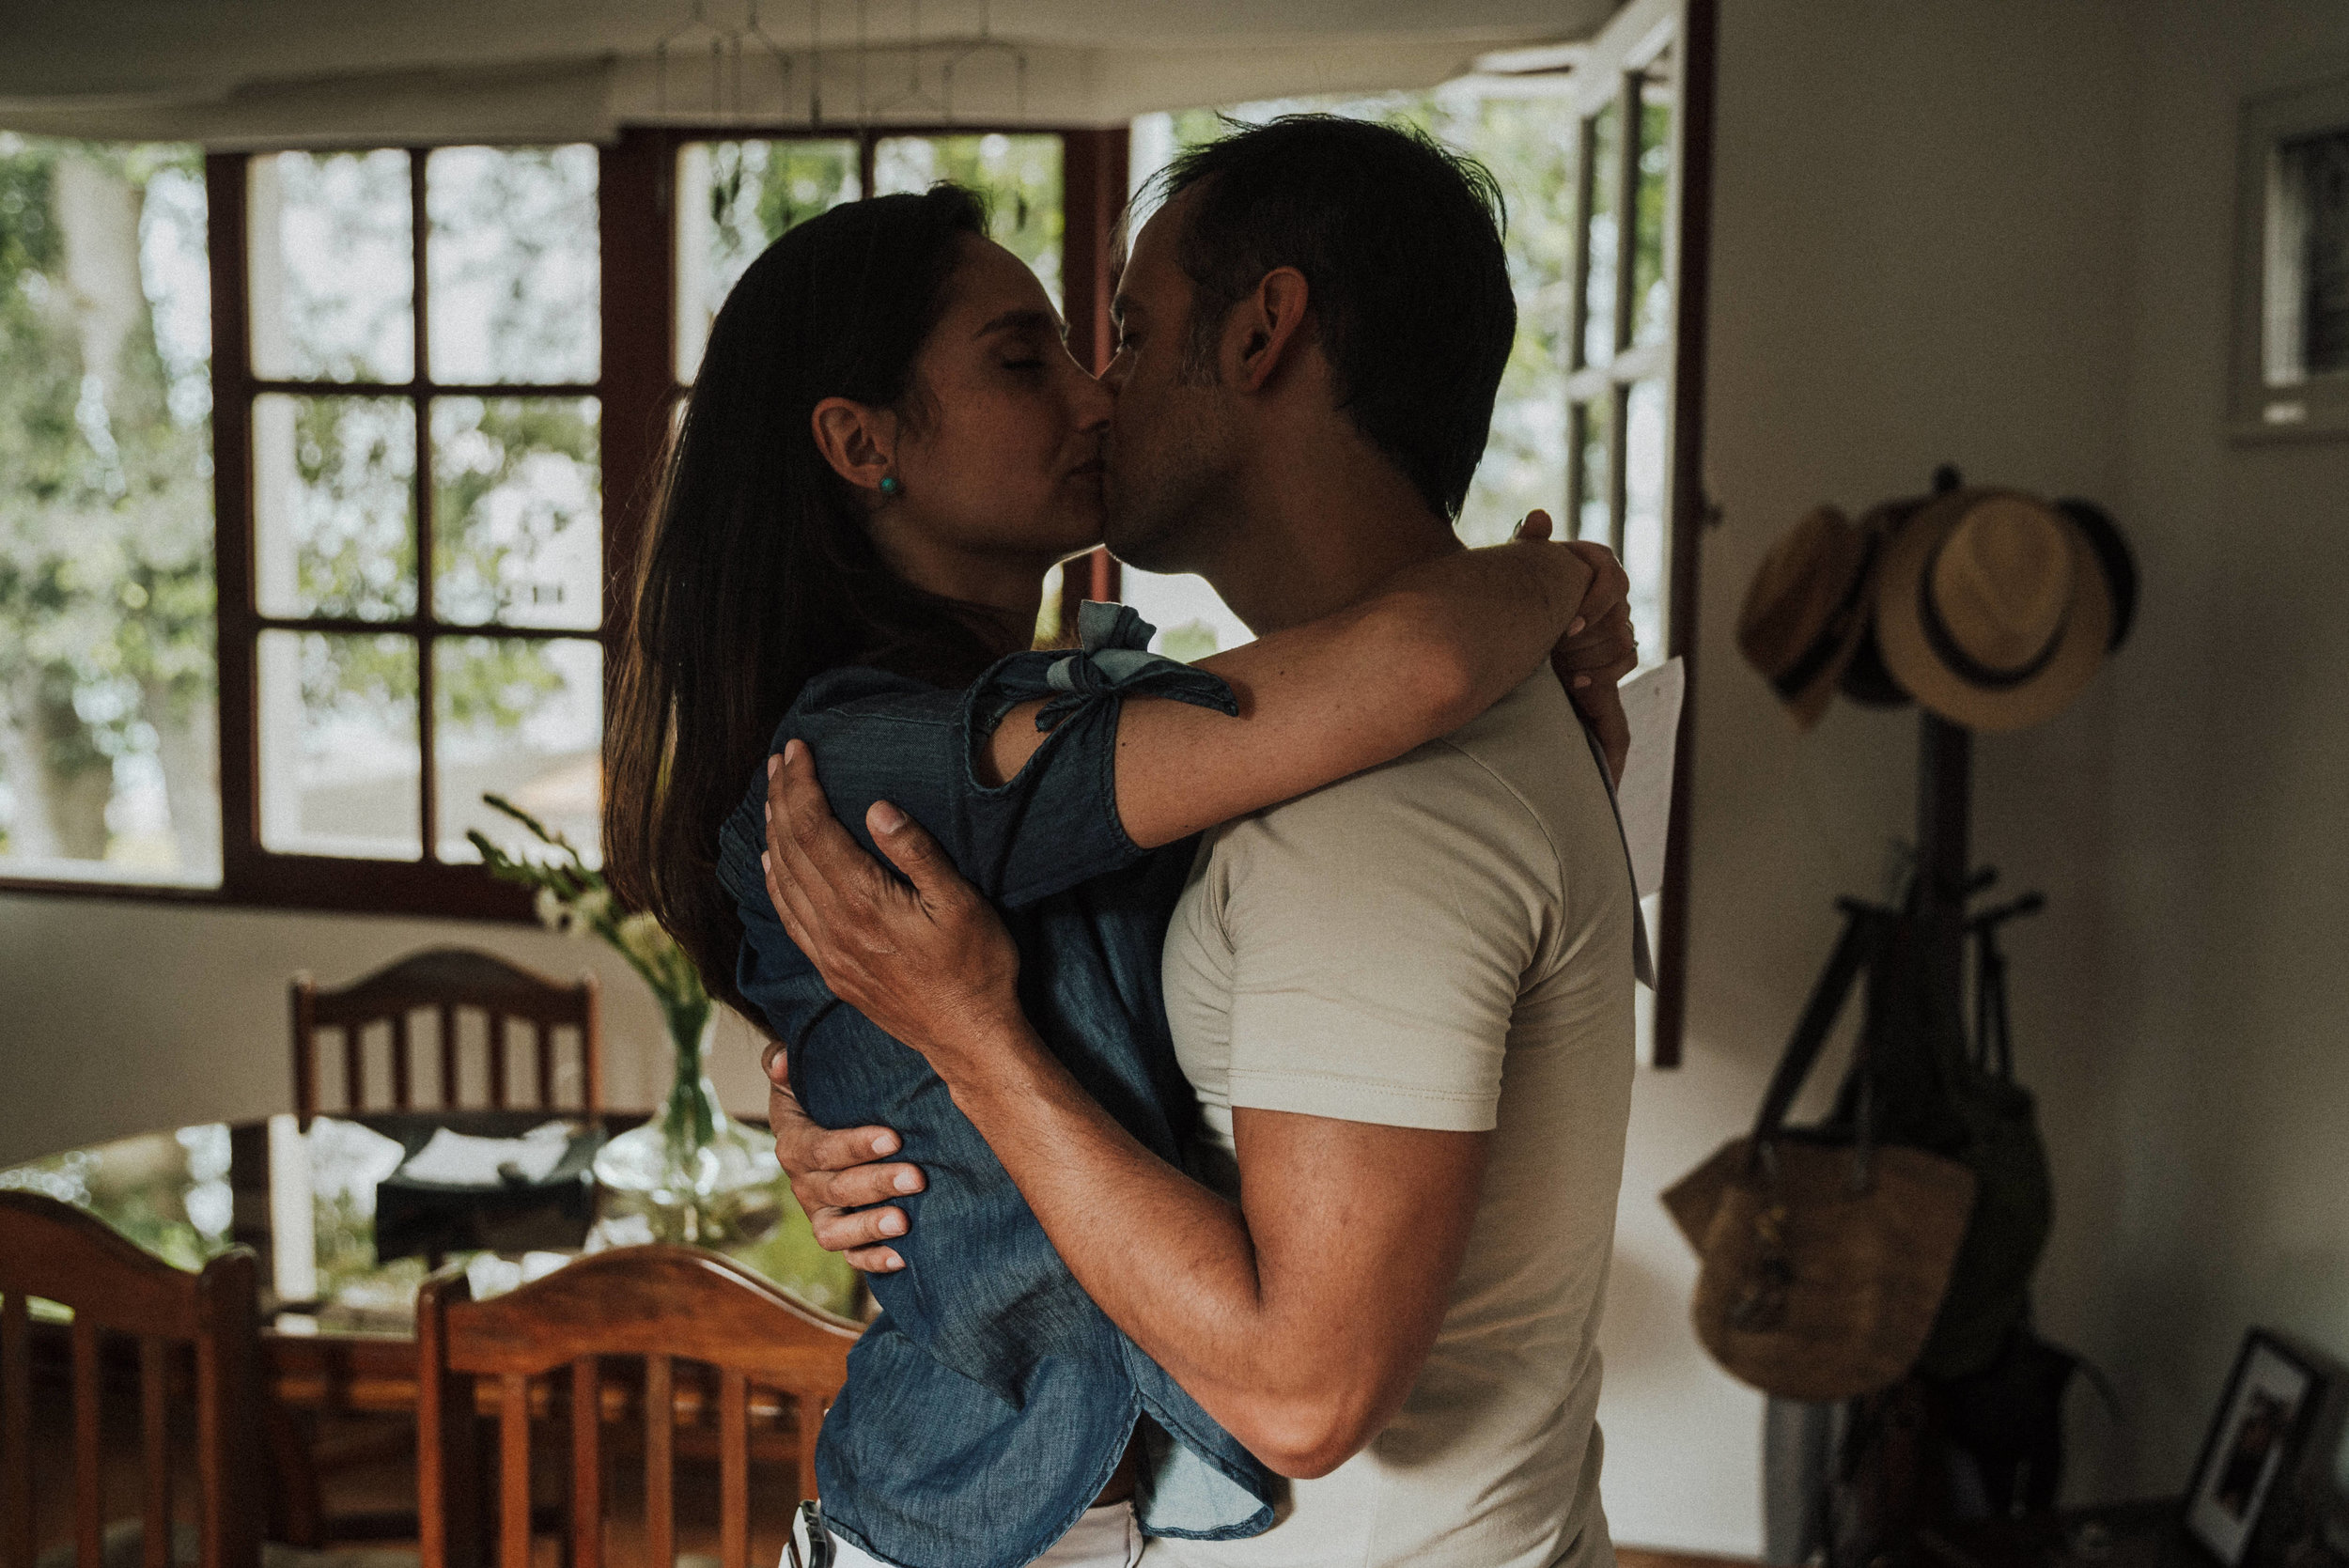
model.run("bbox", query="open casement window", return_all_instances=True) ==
[1565,0,1716,1066]
[0,124,1123,917]
[1112,0,1717,1064]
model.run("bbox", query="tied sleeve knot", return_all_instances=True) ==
[977,599,1240,735]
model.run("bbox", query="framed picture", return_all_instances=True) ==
[2232,71,2349,442]
[2186,1329,2327,1566]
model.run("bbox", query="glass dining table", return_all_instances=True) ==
[0,1105,862,1520]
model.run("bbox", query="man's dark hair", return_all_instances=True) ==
[1152,115,1516,521]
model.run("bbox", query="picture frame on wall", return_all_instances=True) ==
[2185,1329,2327,1567]
[2231,71,2349,442]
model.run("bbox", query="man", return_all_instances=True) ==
[766,116,1640,1566]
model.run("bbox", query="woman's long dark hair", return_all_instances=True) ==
[605,187,999,1017]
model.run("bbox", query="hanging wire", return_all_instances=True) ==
[655,0,796,122]
[937,0,1026,125]
[809,0,824,126]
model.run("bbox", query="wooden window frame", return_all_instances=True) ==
[1563,0,1719,1068]
[1,123,1128,921]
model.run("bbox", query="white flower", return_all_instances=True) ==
[533,887,567,933]
[615,910,672,969]
[570,887,613,932]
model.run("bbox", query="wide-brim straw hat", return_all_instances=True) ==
[1738,505,1882,730]
[1875,489,2113,733]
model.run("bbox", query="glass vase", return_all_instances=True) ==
[591,1001,784,1248]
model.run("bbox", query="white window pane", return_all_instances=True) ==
[430,396,600,629]
[1630,61,1676,350]
[676,139,861,381]
[1622,378,1669,671]
[876,134,1063,310]
[258,629,421,859]
[426,146,599,384]
[1581,101,1622,369]
[0,137,219,885]
[248,149,414,383]
[434,637,600,863]
[1572,396,1613,544]
[253,394,416,620]
[1116,569,1252,662]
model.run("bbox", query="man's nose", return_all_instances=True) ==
[1077,369,1115,428]
[1096,350,1130,396]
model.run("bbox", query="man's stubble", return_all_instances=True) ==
[1100,370,1246,580]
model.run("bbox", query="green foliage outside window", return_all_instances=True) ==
[0,135,215,875]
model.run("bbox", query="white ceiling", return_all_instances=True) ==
[0,0,1619,144]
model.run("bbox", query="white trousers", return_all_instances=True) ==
[789,1502,1143,1568]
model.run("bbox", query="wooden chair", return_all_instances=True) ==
[0,1190,261,1568]
[291,948,601,1125]
[416,1247,861,1568]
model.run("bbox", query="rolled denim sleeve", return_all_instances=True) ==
[717,601,1235,943]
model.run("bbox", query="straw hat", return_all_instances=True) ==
[1738,505,1882,730]
[1837,496,1934,709]
[1875,489,2113,732]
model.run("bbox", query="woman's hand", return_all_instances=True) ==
[1517,513,1640,785]
[761,738,1027,1077]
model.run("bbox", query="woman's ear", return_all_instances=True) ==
[811,398,899,494]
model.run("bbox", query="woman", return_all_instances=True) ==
[605,186,1632,1568]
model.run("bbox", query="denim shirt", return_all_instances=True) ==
[715,603,1277,1568]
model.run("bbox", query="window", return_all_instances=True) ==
[0,124,1109,915]
[0,137,216,886]
[223,145,607,908]
[1568,39,1678,670]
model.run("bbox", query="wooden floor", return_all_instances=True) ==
[1620,1548,1763,1568]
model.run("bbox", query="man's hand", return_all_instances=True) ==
[1517,515,1639,786]
[758,1039,918,1273]
[761,738,1026,1071]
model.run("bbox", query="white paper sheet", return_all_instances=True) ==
[1618,658,1686,897]
[395,1121,572,1187]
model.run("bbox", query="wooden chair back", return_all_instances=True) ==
[0,1191,260,1568]
[292,947,601,1124]
[416,1247,861,1568]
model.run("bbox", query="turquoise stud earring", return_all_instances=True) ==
[879,475,903,497]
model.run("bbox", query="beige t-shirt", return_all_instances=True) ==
[1147,673,1638,1568]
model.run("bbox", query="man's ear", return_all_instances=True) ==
[1226,266,1315,395]
[811,398,899,494]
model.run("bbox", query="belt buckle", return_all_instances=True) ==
[793,1500,836,1568]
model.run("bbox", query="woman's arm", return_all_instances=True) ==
[985,518,1628,849]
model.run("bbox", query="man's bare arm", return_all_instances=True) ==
[761,742,1484,1477]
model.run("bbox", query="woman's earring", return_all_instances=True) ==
[879,474,903,498]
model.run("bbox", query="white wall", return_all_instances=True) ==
[2050,0,2349,1505]
[0,894,780,1165]
[4,0,2346,1555]
[1591,0,2349,1554]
